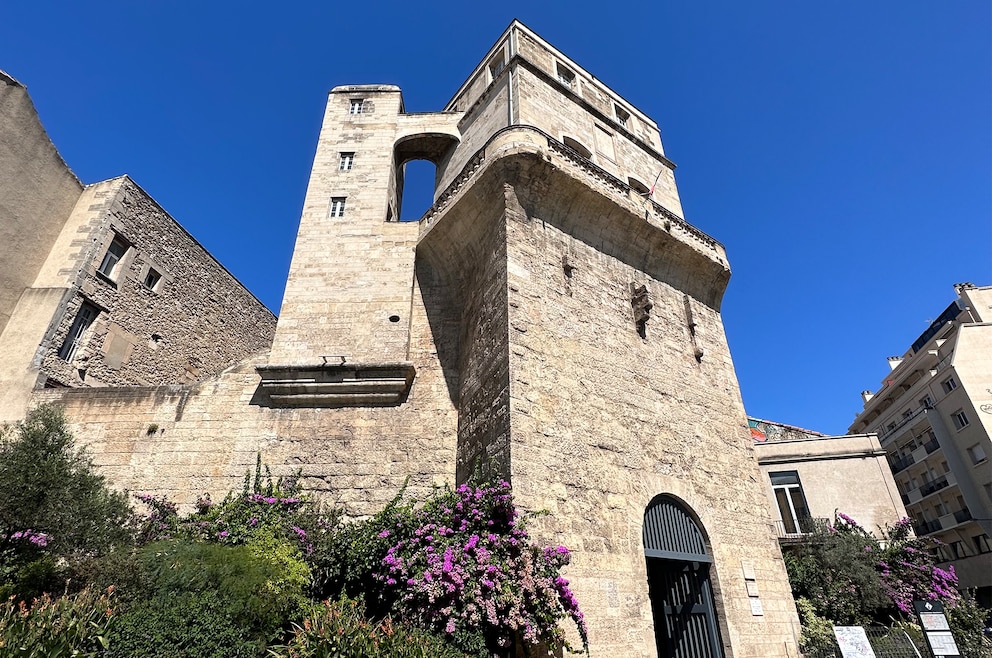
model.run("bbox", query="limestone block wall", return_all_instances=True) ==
[31,278,460,514]
[39,177,276,389]
[270,86,419,365]
[512,65,683,219]
[504,210,799,657]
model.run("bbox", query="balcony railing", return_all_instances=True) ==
[890,454,915,473]
[914,519,942,535]
[775,517,831,541]
[954,508,972,524]
[924,438,940,454]
[919,476,949,497]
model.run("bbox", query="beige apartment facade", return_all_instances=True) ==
[850,283,992,600]
[2,22,803,656]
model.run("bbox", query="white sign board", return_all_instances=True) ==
[832,626,877,658]
[926,631,960,656]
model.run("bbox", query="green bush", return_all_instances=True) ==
[107,590,264,658]
[0,586,117,658]
[272,597,466,658]
[139,538,308,634]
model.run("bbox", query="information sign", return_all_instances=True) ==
[832,626,876,658]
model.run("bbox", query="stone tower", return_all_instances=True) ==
[260,20,801,657]
[8,20,802,657]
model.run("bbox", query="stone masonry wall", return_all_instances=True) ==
[31,277,460,515]
[497,162,799,656]
[40,177,276,388]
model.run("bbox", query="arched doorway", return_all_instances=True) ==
[643,495,724,658]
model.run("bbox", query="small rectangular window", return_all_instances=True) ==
[349,99,365,115]
[97,236,129,278]
[952,410,970,430]
[488,54,505,79]
[919,395,933,409]
[942,376,958,393]
[974,534,991,554]
[615,105,630,129]
[329,197,346,218]
[556,63,575,90]
[142,268,161,290]
[58,302,98,362]
[967,443,986,464]
[339,152,355,171]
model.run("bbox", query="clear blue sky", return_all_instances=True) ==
[3,1,989,434]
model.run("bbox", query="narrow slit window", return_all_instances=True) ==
[329,197,347,218]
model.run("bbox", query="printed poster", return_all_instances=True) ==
[832,626,877,658]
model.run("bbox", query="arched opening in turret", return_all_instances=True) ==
[392,132,460,222]
[398,159,437,221]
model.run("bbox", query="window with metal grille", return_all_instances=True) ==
[349,99,365,114]
[339,152,355,171]
[329,197,346,218]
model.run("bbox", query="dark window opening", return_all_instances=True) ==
[143,268,161,290]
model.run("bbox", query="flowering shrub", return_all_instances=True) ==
[135,458,338,561]
[331,481,588,657]
[785,511,989,655]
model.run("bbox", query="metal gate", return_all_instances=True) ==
[643,495,724,658]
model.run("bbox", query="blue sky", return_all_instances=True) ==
[3,1,989,434]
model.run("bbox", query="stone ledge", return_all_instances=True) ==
[255,362,415,407]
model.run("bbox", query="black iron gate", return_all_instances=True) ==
[643,495,724,658]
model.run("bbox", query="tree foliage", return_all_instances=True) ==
[784,512,991,657]
[0,404,134,599]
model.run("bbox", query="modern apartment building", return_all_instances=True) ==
[850,283,992,599]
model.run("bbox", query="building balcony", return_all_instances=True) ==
[890,454,915,473]
[914,519,942,535]
[775,517,831,542]
[919,476,949,497]
[923,438,940,454]
[954,508,972,524]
